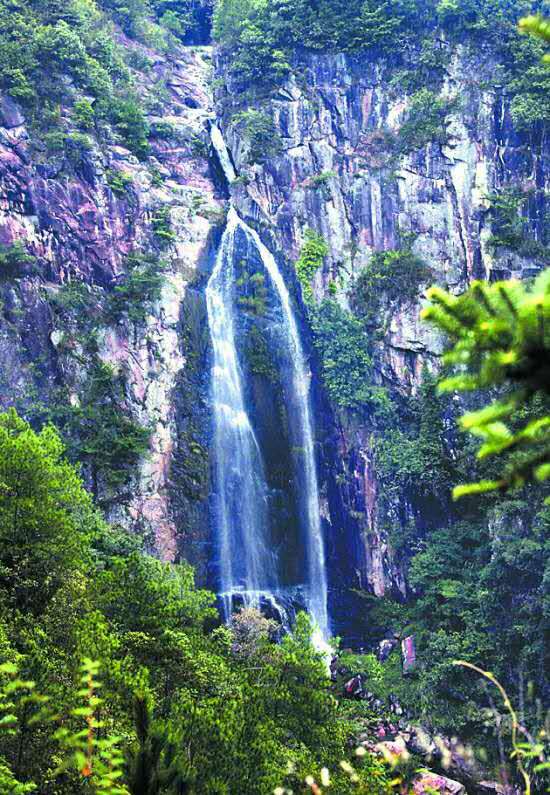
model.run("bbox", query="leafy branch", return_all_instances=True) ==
[421,271,550,500]
[519,14,550,61]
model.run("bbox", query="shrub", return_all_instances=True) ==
[486,188,550,263]
[0,242,35,280]
[151,206,175,248]
[396,89,456,153]
[311,299,384,411]
[73,97,95,130]
[352,248,433,327]
[295,229,328,304]
[231,109,282,164]
[106,169,134,197]
[104,252,166,322]
[70,362,151,491]
[112,96,150,159]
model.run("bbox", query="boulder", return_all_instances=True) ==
[413,772,466,794]
[0,96,24,128]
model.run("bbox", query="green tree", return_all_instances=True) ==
[0,410,94,614]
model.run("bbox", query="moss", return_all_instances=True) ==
[243,324,278,382]
[236,270,268,317]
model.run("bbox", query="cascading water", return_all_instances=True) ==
[207,125,330,642]
[206,211,278,620]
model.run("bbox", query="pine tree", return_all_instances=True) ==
[422,270,550,499]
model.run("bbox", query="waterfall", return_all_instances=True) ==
[205,211,277,620]
[211,123,237,183]
[207,126,330,642]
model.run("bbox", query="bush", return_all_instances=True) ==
[486,187,550,263]
[112,96,150,159]
[106,168,134,197]
[352,248,433,327]
[151,206,175,248]
[104,252,166,322]
[73,97,95,130]
[295,229,328,304]
[396,88,456,153]
[0,242,35,280]
[311,299,385,411]
[54,360,151,492]
[231,109,282,164]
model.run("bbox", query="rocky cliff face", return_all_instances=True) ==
[214,45,549,616]
[0,43,222,566]
[0,32,548,634]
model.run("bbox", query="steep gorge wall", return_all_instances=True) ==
[0,26,548,636]
[215,45,550,618]
[0,43,221,567]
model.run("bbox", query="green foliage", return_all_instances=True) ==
[486,188,533,253]
[0,409,394,793]
[0,409,94,614]
[104,252,166,323]
[213,0,429,87]
[231,109,282,164]
[0,0,157,158]
[151,206,175,249]
[308,171,337,194]
[237,270,268,316]
[396,88,456,153]
[369,496,549,746]
[112,97,150,159]
[74,98,95,130]
[510,16,550,129]
[310,299,385,411]
[374,375,454,527]
[213,0,550,143]
[295,229,328,304]
[0,242,35,281]
[106,169,134,197]
[244,324,278,381]
[61,360,150,492]
[352,247,433,327]
[55,658,128,794]
[520,13,550,56]
[422,271,550,499]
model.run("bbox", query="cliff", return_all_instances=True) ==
[214,44,549,627]
[0,41,222,568]
[0,21,548,639]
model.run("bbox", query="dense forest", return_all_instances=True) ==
[0,0,549,793]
